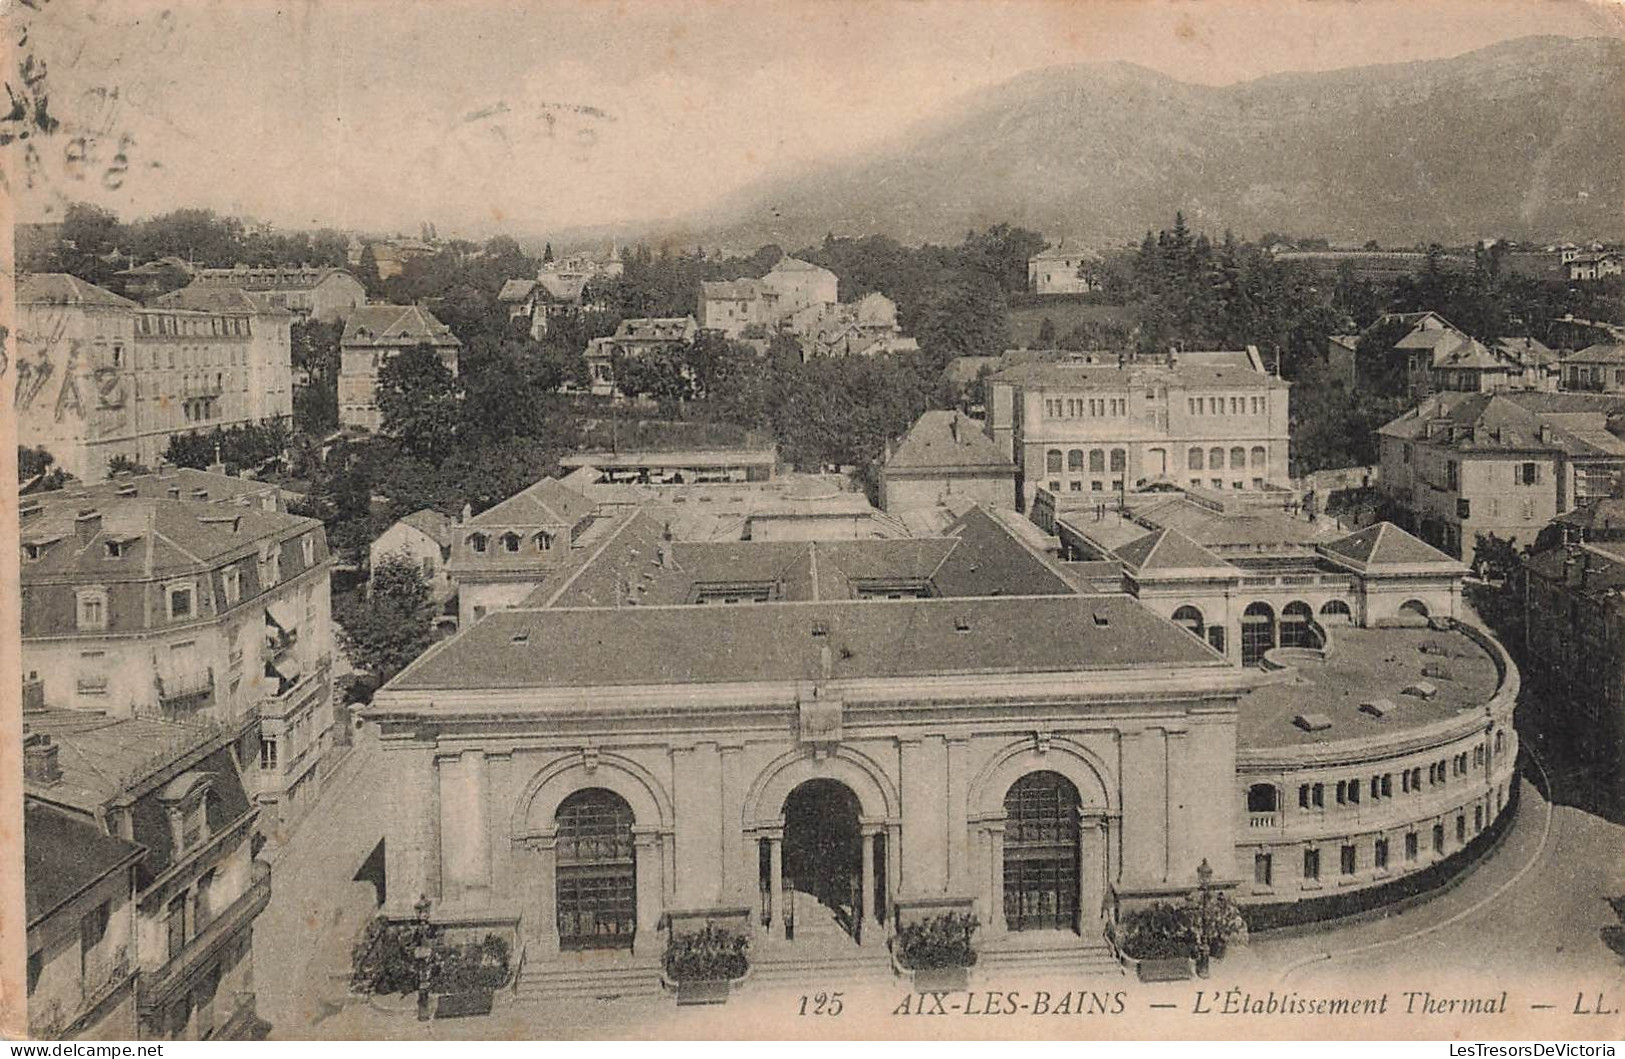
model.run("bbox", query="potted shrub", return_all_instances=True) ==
[1185,889,1249,977]
[1113,903,1196,982]
[664,925,749,1005]
[892,912,978,992]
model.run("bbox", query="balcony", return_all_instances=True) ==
[157,668,215,714]
[1247,811,1282,829]
[139,861,271,1012]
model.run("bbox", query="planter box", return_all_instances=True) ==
[1133,956,1195,983]
[675,978,733,1006]
[911,966,969,993]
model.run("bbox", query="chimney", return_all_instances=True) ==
[24,732,61,785]
[75,509,102,546]
[460,503,473,524]
[949,415,960,444]
[22,672,45,714]
[1167,347,1178,369]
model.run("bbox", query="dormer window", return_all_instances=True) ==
[259,543,281,587]
[223,566,242,606]
[501,532,521,553]
[21,537,56,562]
[300,534,316,566]
[469,533,489,554]
[535,531,554,552]
[77,589,109,630]
[167,583,196,621]
[104,537,135,559]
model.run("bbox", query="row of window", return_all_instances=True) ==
[1261,796,1498,886]
[1045,448,1127,475]
[1189,446,1268,472]
[1273,733,1504,814]
[467,530,556,555]
[1188,395,1269,417]
[137,313,252,338]
[70,538,314,630]
[122,343,253,371]
[1043,396,1128,419]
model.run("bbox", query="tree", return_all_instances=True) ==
[18,446,69,490]
[1036,317,1056,346]
[356,243,387,300]
[376,343,460,463]
[336,555,437,684]
[107,454,150,476]
[1472,533,1523,583]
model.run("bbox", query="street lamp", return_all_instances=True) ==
[1193,859,1214,978]
[414,894,433,1022]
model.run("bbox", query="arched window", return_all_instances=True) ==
[1251,445,1267,468]
[1399,599,1430,620]
[1188,448,1204,471]
[1089,450,1106,474]
[1319,599,1353,624]
[1046,450,1063,475]
[468,533,489,554]
[1241,602,1276,666]
[1172,605,1205,639]
[1110,449,1126,473]
[1230,447,1246,470]
[535,532,554,552]
[1279,601,1315,648]
[1209,447,1225,472]
[556,789,637,950]
[1246,783,1278,813]
[501,532,521,553]
[1067,449,1084,472]
[1003,772,1080,932]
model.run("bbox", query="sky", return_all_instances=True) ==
[13,0,1623,241]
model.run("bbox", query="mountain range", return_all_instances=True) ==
[645,35,1623,252]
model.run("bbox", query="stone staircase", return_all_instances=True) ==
[515,950,663,1005]
[747,889,897,990]
[975,930,1124,983]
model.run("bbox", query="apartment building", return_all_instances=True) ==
[15,275,294,482]
[24,691,271,1040]
[188,265,366,322]
[1376,391,1625,564]
[19,483,335,829]
[337,304,461,432]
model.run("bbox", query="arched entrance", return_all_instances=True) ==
[774,779,867,942]
[555,788,637,950]
[1002,771,1081,932]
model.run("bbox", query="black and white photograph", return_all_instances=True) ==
[3,0,1624,1044]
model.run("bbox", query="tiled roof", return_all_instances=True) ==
[535,274,589,302]
[885,411,1015,474]
[1031,245,1097,261]
[612,316,696,342]
[58,468,280,506]
[24,801,143,926]
[532,502,1074,608]
[341,304,460,347]
[155,285,292,315]
[17,273,138,308]
[497,278,536,302]
[467,477,594,529]
[19,494,322,581]
[192,266,357,290]
[770,257,836,276]
[1319,521,1459,568]
[398,508,455,544]
[990,356,1285,391]
[384,592,1225,693]
[1378,391,1625,455]
[702,279,762,300]
[1563,343,1625,366]
[1114,527,1229,572]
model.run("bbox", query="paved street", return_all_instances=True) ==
[254,724,1625,1039]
